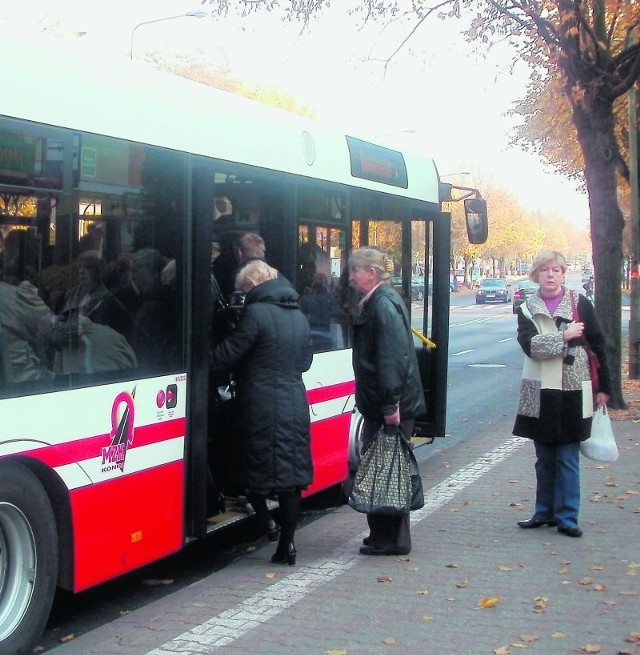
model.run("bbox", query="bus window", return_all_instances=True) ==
[296,186,347,353]
[210,172,287,302]
[0,126,188,398]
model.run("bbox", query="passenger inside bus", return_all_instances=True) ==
[48,251,136,376]
[114,247,178,374]
[297,243,343,353]
[0,279,53,383]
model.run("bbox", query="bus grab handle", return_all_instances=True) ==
[411,327,436,349]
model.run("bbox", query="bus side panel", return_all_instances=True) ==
[70,460,184,592]
[305,412,351,496]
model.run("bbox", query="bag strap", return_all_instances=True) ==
[569,290,591,350]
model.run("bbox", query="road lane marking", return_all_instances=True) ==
[499,337,514,343]
[146,437,527,654]
[453,350,474,356]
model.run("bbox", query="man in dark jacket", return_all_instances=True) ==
[349,248,426,556]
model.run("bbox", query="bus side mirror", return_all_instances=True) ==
[464,198,488,245]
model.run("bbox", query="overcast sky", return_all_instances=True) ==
[1,0,590,227]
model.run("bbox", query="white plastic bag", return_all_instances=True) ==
[580,405,619,463]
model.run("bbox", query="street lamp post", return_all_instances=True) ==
[130,10,207,61]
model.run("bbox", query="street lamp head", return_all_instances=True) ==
[130,10,208,60]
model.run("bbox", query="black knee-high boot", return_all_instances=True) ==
[247,492,279,542]
[271,490,300,565]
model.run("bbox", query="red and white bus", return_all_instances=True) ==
[0,39,486,654]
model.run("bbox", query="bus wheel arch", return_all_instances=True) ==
[0,461,59,655]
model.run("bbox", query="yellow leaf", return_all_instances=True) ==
[382,637,396,645]
[422,615,433,621]
[325,651,347,655]
[590,565,604,571]
[493,646,511,655]
[499,566,512,572]
[558,567,569,574]
[265,571,278,579]
[477,596,501,608]
[593,584,608,591]
[59,634,75,644]
[407,566,419,571]
[552,631,565,638]
[628,562,640,569]
[510,644,526,649]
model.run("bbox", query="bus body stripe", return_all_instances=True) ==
[306,380,355,405]
[14,418,186,469]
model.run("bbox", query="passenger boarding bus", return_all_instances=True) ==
[0,40,487,654]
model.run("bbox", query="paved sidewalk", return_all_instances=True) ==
[48,411,640,655]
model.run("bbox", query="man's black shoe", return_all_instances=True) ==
[517,518,557,529]
[557,525,582,538]
[359,545,410,556]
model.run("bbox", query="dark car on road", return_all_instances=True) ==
[512,280,539,313]
[394,276,425,301]
[475,278,512,304]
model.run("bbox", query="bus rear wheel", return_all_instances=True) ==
[0,463,58,655]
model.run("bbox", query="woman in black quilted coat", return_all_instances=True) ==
[210,260,312,566]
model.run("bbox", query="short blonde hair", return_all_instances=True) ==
[235,259,278,292]
[530,250,567,281]
[349,248,393,284]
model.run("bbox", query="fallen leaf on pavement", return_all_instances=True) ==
[533,596,548,613]
[416,589,429,595]
[499,566,512,572]
[446,563,459,568]
[593,584,608,591]
[477,596,501,608]
[377,576,392,584]
[626,632,640,643]
[519,635,539,642]
[577,577,593,585]
[325,650,347,655]
[59,634,75,643]
[579,644,601,653]
[493,646,511,655]
[382,637,396,645]
[265,571,278,579]
[552,631,565,638]
[456,580,469,588]
[422,615,433,621]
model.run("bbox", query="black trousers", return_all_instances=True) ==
[362,418,415,553]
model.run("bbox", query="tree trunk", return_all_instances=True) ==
[572,96,627,408]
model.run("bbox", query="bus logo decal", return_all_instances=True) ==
[102,388,136,473]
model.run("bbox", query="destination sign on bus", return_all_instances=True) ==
[346,136,408,189]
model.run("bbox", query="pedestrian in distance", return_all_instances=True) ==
[348,248,426,556]
[209,259,313,566]
[513,250,611,538]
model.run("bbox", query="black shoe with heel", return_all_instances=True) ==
[266,519,280,543]
[271,543,296,566]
